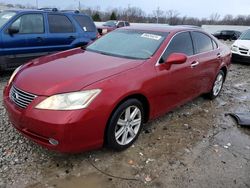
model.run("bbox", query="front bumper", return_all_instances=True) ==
[232,53,250,63]
[3,86,106,153]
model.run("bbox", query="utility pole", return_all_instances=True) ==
[156,6,160,24]
[36,0,38,9]
[127,4,130,21]
[78,1,81,11]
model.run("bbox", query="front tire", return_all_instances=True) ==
[206,70,225,99]
[106,99,144,151]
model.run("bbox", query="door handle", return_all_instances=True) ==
[191,61,199,68]
[68,36,76,40]
[217,53,222,59]
[36,37,44,42]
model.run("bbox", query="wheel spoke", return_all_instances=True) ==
[117,119,126,126]
[115,127,126,139]
[128,127,136,137]
[121,129,128,145]
[125,107,131,121]
[130,108,139,120]
[131,118,141,127]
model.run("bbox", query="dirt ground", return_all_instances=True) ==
[0,42,250,188]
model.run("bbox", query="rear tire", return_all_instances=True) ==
[206,70,225,100]
[106,99,144,151]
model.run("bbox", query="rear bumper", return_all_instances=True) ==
[3,86,106,153]
[232,53,250,63]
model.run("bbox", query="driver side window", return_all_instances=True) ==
[161,32,194,62]
[10,14,44,34]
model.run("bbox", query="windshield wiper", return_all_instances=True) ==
[86,48,148,60]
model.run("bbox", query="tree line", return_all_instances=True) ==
[83,6,250,26]
[1,2,250,26]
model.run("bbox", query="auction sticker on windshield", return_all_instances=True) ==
[141,33,162,40]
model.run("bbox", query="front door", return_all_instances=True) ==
[2,13,46,68]
[153,31,201,116]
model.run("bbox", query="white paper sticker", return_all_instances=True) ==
[83,27,87,31]
[141,33,162,40]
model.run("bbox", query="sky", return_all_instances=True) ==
[1,0,250,18]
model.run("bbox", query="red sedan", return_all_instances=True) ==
[3,26,231,153]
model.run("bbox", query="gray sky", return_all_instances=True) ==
[1,0,250,18]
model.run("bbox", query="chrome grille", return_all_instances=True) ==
[9,86,37,109]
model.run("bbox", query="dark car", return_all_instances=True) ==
[97,20,130,35]
[0,8,98,70]
[213,30,241,41]
[4,26,231,153]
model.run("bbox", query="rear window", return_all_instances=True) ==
[73,15,96,32]
[48,14,74,33]
[191,32,213,54]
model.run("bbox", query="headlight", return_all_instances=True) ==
[8,65,22,85]
[36,89,101,110]
[102,29,108,34]
[231,45,238,52]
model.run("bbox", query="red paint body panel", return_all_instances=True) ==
[3,27,231,153]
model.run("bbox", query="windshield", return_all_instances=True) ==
[0,11,16,28]
[86,30,168,60]
[103,20,117,27]
[239,30,250,40]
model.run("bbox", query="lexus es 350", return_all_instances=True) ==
[3,26,231,153]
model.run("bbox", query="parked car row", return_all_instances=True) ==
[97,20,130,35]
[2,7,248,153]
[231,29,250,63]
[212,29,250,63]
[212,30,241,41]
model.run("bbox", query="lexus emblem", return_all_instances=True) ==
[15,93,19,99]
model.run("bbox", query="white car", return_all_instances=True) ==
[231,29,250,63]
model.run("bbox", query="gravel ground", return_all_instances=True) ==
[0,41,250,188]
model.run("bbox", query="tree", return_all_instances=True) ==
[110,11,117,20]
[166,10,180,25]
[153,7,165,23]
[92,12,101,21]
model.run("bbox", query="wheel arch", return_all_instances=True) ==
[103,93,150,145]
[220,66,228,81]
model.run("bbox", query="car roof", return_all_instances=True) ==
[122,25,202,34]
[2,9,88,16]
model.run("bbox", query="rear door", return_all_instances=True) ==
[190,31,221,93]
[73,15,97,42]
[46,14,78,51]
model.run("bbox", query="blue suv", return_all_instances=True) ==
[0,8,98,70]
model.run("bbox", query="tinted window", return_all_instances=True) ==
[191,32,213,54]
[125,22,130,26]
[10,14,44,34]
[162,32,194,61]
[48,14,74,33]
[221,31,227,35]
[117,22,125,27]
[73,15,96,32]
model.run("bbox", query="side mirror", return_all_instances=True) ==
[161,53,187,70]
[8,27,19,35]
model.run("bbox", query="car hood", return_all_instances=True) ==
[233,40,250,49]
[14,48,144,96]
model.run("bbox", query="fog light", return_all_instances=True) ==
[49,138,59,146]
